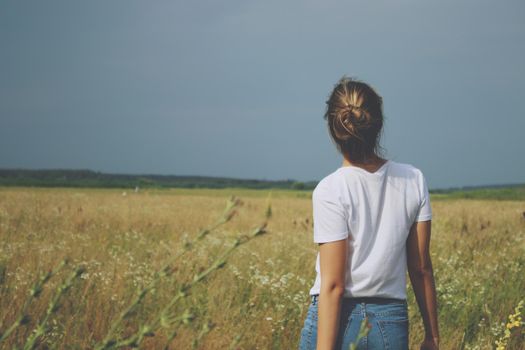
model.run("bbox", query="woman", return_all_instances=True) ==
[298,77,439,350]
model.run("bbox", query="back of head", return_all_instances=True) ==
[324,76,384,163]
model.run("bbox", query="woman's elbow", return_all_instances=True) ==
[408,260,434,278]
[320,282,345,297]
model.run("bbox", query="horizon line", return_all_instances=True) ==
[1,166,524,192]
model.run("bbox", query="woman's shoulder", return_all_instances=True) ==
[388,160,426,178]
[312,169,344,198]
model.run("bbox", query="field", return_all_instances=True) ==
[0,187,524,349]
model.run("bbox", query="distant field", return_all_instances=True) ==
[0,187,524,349]
[431,185,525,201]
[0,169,317,190]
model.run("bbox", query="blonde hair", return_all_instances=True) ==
[324,76,384,163]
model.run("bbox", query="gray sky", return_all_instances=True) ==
[1,0,524,189]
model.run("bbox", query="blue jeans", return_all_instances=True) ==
[299,294,409,350]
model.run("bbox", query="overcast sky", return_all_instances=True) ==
[1,0,524,189]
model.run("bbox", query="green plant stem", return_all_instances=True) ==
[0,260,67,344]
[109,222,268,349]
[23,265,85,350]
[94,196,242,350]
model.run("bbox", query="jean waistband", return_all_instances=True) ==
[311,294,406,305]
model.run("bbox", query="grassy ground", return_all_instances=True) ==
[0,187,524,349]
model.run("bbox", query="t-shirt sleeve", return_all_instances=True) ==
[415,171,432,222]
[312,181,349,243]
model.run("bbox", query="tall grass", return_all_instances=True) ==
[0,187,524,349]
[0,192,270,349]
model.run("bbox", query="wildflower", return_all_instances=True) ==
[495,300,524,349]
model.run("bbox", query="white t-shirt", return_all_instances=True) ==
[308,160,432,300]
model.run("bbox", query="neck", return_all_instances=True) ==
[341,154,387,172]
[342,154,382,167]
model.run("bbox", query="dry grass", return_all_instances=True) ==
[0,187,524,349]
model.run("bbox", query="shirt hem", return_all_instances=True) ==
[309,290,407,300]
[313,231,348,243]
[415,214,432,222]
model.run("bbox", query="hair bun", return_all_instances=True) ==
[324,76,384,163]
[335,104,372,141]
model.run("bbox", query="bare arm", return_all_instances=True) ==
[317,239,347,350]
[407,220,440,348]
